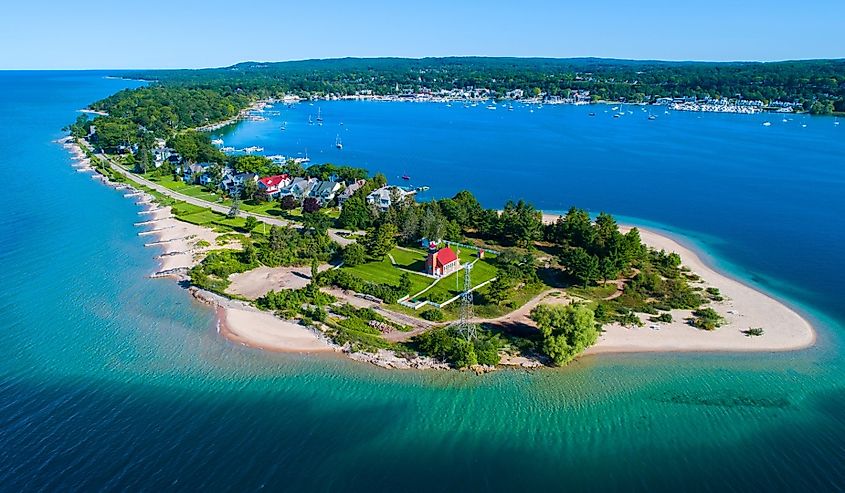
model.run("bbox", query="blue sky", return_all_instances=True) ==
[2,0,842,69]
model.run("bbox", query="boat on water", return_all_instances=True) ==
[402,173,411,180]
[835,117,840,126]
[280,122,287,131]
[487,104,497,110]
[611,106,619,111]
[762,121,772,127]
[415,186,430,192]
[211,138,224,145]
[244,146,264,153]
[335,134,343,150]
[308,115,313,125]
[648,114,657,120]
[508,104,514,111]
[221,146,235,152]
[588,112,596,117]
[316,108,323,122]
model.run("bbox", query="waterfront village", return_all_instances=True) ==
[311,87,802,114]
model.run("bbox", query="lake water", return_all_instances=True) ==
[2,73,844,491]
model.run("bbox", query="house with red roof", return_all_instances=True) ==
[424,242,461,277]
[257,174,291,198]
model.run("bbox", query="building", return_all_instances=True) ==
[257,174,291,198]
[337,179,366,207]
[366,186,414,212]
[424,243,461,277]
[183,163,211,184]
[222,172,258,195]
[309,180,342,205]
[280,177,318,199]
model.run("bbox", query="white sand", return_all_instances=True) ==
[226,264,331,300]
[219,305,333,353]
[541,213,815,354]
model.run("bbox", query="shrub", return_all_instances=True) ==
[742,327,765,337]
[421,308,446,322]
[690,307,724,331]
[280,195,299,210]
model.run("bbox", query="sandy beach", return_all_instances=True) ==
[541,213,816,354]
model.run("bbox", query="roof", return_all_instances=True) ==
[435,247,458,267]
[258,174,289,188]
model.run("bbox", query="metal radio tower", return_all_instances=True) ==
[455,263,477,341]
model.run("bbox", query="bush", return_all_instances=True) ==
[302,197,321,213]
[690,307,724,331]
[421,308,446,322]
[280,195,299,210]
[341,243,366,267]
[654,312,673,323]
[742,327,765,337]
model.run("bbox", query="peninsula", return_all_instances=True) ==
[61,58,823,370]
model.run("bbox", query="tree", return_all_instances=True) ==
[499,200,542,247]
[233,155,273,175]
[342,243,366,266]
[530,304,598,366]
[310,258,319,286]
[302,197,321,214]
[363,222,397,260]
[562,247,599,287]
[227,198,240,219]
[280,195,299,210]
[337,195,372,230]
[486,276,512,305]
[241,178,260,202]
[301,211,333,235]
[244,216,258,232]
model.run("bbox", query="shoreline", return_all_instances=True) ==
[540,213,816,355]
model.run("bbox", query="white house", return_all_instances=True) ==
[366,186,414,212]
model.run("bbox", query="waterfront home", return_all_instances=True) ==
[309,180,342,205]
[183,163,211,184]
[424,243,461,277]
[280,177,318,200]
[257,174,291,198]
[366,186,415,212]
[152,148,176,168]
[337,179,366,207]
[222,172,258,195]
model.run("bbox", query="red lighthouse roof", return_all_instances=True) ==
[434,247,457,267]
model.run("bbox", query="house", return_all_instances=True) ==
[222,172,258,196]
[337,179,366,207]
[183,163,211,184]
[257,174,291,198]
[309,180,342,205]
[424,243,461,277]
[366,186,415,212]
[280,177,318,199]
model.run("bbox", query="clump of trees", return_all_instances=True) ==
[530,304,598,366]
[413,327,502,368]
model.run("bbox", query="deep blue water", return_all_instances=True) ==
[1,73,844,491]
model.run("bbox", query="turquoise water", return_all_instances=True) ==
[1,73,844,491]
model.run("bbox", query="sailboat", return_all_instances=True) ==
[335,134,343,150]
[401,172,411,181]
[308,115,313,125]
[316,107,323,123]
[835,117,840,126]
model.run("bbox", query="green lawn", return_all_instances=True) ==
[341,255,432,295]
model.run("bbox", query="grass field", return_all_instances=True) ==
[341,255,433,295]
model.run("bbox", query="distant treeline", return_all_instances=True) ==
[123,57,845,110]
[71,57,845,146]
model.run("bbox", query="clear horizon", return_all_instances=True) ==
[3,0,843,70]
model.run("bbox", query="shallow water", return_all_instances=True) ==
[1,73,843,491]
